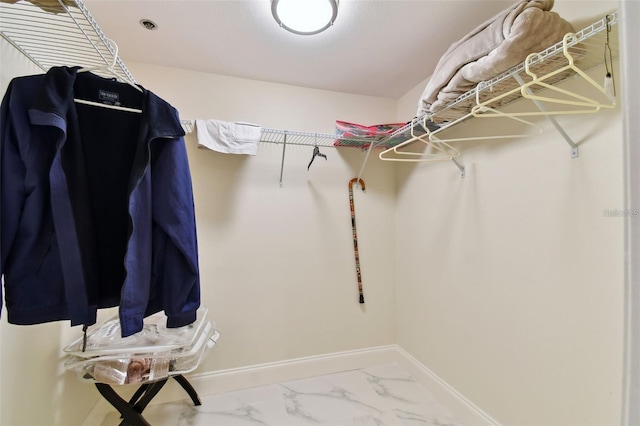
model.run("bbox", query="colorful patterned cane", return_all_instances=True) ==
[349,178,366,303]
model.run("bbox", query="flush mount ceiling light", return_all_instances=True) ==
[271,0,338,36]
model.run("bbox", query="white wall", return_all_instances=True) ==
[620,1,640,423]
[126,62,398,372]
[393,1,624,424]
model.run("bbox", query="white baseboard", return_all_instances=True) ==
[394,347,501,425]
[187,344,401,397]
[82,345,499,425]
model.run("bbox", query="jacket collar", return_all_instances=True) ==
[28,66,185,141]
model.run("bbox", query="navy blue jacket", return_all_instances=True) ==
[0,67,200,337]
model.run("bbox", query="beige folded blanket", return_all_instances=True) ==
[416,0,574,117]
[0,0,76,14]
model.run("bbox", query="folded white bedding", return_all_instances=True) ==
[416,0,574,118]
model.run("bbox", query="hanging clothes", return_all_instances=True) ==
[0,66,200,337]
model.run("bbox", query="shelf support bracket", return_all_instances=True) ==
[512,73,579,158]
[278,132,287,187]
[451,158,466,178]
[354,137,376,186]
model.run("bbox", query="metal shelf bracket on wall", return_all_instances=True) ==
[513,72,580,158]
[452,158,466,178]
[278,132,288,187]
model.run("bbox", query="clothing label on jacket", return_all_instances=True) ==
[98,89,120,106]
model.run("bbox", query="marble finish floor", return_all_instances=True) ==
[100,363,462,426]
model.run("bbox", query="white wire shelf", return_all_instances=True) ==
[260,128,373,148]
[2,1,620,181]
[0,0,137,86]
[379,12,619,147]
[180,122,400,150]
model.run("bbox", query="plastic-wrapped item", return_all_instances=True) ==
[89,356,170,385]
[63,307,209,356]
[64,322,219,384]
[92,359,129,384]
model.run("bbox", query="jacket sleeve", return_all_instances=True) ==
[151,131,200,328]
[0,81,27,317]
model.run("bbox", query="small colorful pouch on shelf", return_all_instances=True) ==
[333,120,408,148]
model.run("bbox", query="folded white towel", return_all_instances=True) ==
[195,119,262,155]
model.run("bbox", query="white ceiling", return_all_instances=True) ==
[84,0,517,99]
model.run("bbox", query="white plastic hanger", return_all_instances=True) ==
[75,38,143,113]
[471,33,614,118]
[423,83,544,144]
[379,116,459,162]
[517,33,616,112]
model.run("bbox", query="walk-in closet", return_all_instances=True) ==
[1,0,638,425]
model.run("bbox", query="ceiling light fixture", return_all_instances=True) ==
[271,0,338,36]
